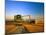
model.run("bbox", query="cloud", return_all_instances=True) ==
[6,15,33,21]
[6,16,14,21]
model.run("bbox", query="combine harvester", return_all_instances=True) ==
[13,15,35,33]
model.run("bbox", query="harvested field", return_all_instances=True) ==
[5,21,44,35]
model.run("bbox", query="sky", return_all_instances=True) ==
[5,0,44,19]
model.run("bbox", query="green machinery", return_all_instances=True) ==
[14,15,22,22]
